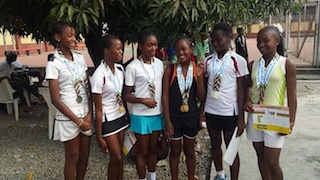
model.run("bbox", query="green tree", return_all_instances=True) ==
[0,0,302,67]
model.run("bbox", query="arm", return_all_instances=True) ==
[199,76,208,128]
[92,93,108,153]
[285,59,297,133]
[49,79,91,131]
[196,62,206,101]
[162,66,174,140]
[244,61,254,113]
[123,86,157,108]
[236,75,246,136]
[84,73,93,123]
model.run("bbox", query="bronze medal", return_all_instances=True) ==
[76,95,82,103]
[118,106,125,113]
[180,104,189,113]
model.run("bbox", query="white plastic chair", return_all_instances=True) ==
[0,77,19,121]
[38,87,57,139]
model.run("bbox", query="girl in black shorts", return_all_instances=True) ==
[163,37,205,180]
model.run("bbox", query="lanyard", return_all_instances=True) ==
[176,63,193,94]
[211,51,231,78]
[139,58,156,84]
[103,61,121,94]
[256,54,279,87]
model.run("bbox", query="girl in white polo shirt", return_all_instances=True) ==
[200,23,248,180]
[45,20,92,180]
[124,30,164,180]
[91,34,129,180]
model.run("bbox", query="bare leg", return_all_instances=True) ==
[169,139,182,180]
[147,131,161,172]
[253,142,271,180]
[64,135,80,180]
[264,147,283,180]
[183,137,196,180]
[208,129,223,171]
[76,134,91,180]
[223,130,239,180]
[134,133,150,179]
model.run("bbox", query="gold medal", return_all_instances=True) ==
[180,104,189,113]
[118,106,125,113]
[260,101,265,105]
[76,95,82,103]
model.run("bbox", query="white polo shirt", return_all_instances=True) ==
[45,50,89,120]
[204,52,249,116]
[91,61,126,122]
[125,57,164,116]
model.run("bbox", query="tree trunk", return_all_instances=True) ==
[84,32,102,68]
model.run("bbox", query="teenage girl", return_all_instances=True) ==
[200,22,249,180]
[123,30,164,180]
[244,26,297,180]
[91,35,129,180]
[45,20,92,180]
[162,37,205,180]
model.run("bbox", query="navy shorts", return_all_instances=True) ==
[102,115,129,137]
[170,112,200,140]
[205,113,237,131]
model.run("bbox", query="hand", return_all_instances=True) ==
[80,120,91,131]
[236,119,245,137]
[164,122,174,142]
[278,121,294,136]
[199,113,207,129]
[142,98,157,108]
[83,113,92,123]
[97,138,109,154]
[244,101,254,113]
[196,62,204,77]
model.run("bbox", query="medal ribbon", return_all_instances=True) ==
[211,51,231,91]
[103,61,124,108]
[140,58,156,98]
[256,54,279,103]
[58,50,88,98]
[177,63,193,105]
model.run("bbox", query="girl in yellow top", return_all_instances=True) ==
[244,26,297,180]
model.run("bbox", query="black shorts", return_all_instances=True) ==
[170,112,200,140]
[102,115,129,137]
[205,113,237,131]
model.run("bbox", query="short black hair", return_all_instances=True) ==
[4,51,17,61]
[52,20,73,36]
[99,34,120,50]
[212,22,233,37]
[138,29,156,44]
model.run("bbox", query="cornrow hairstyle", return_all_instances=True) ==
[51,20,73,46]
[260,26,285,56]
[137,29,156,45]
[212,22,233,38]
[99,34,120,50]
[174,36,193,49]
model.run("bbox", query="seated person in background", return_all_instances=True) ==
[0,51,43,111]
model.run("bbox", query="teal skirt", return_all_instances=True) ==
[130,114,164,135]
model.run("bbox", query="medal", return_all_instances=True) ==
[118,106,125,113]
[180,104,189,113]
[211,90,221,99]
[76,95,82,103]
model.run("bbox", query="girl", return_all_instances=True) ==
[123,30,164,180]
[200,22,249,180]
[244,26,297,180]
[45,20,92,180]
[91,35,129,180]
[162,37,205,180]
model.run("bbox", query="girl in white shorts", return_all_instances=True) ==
[45,20,92,180]
[244,26,297,180]
[91,34,129,180]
